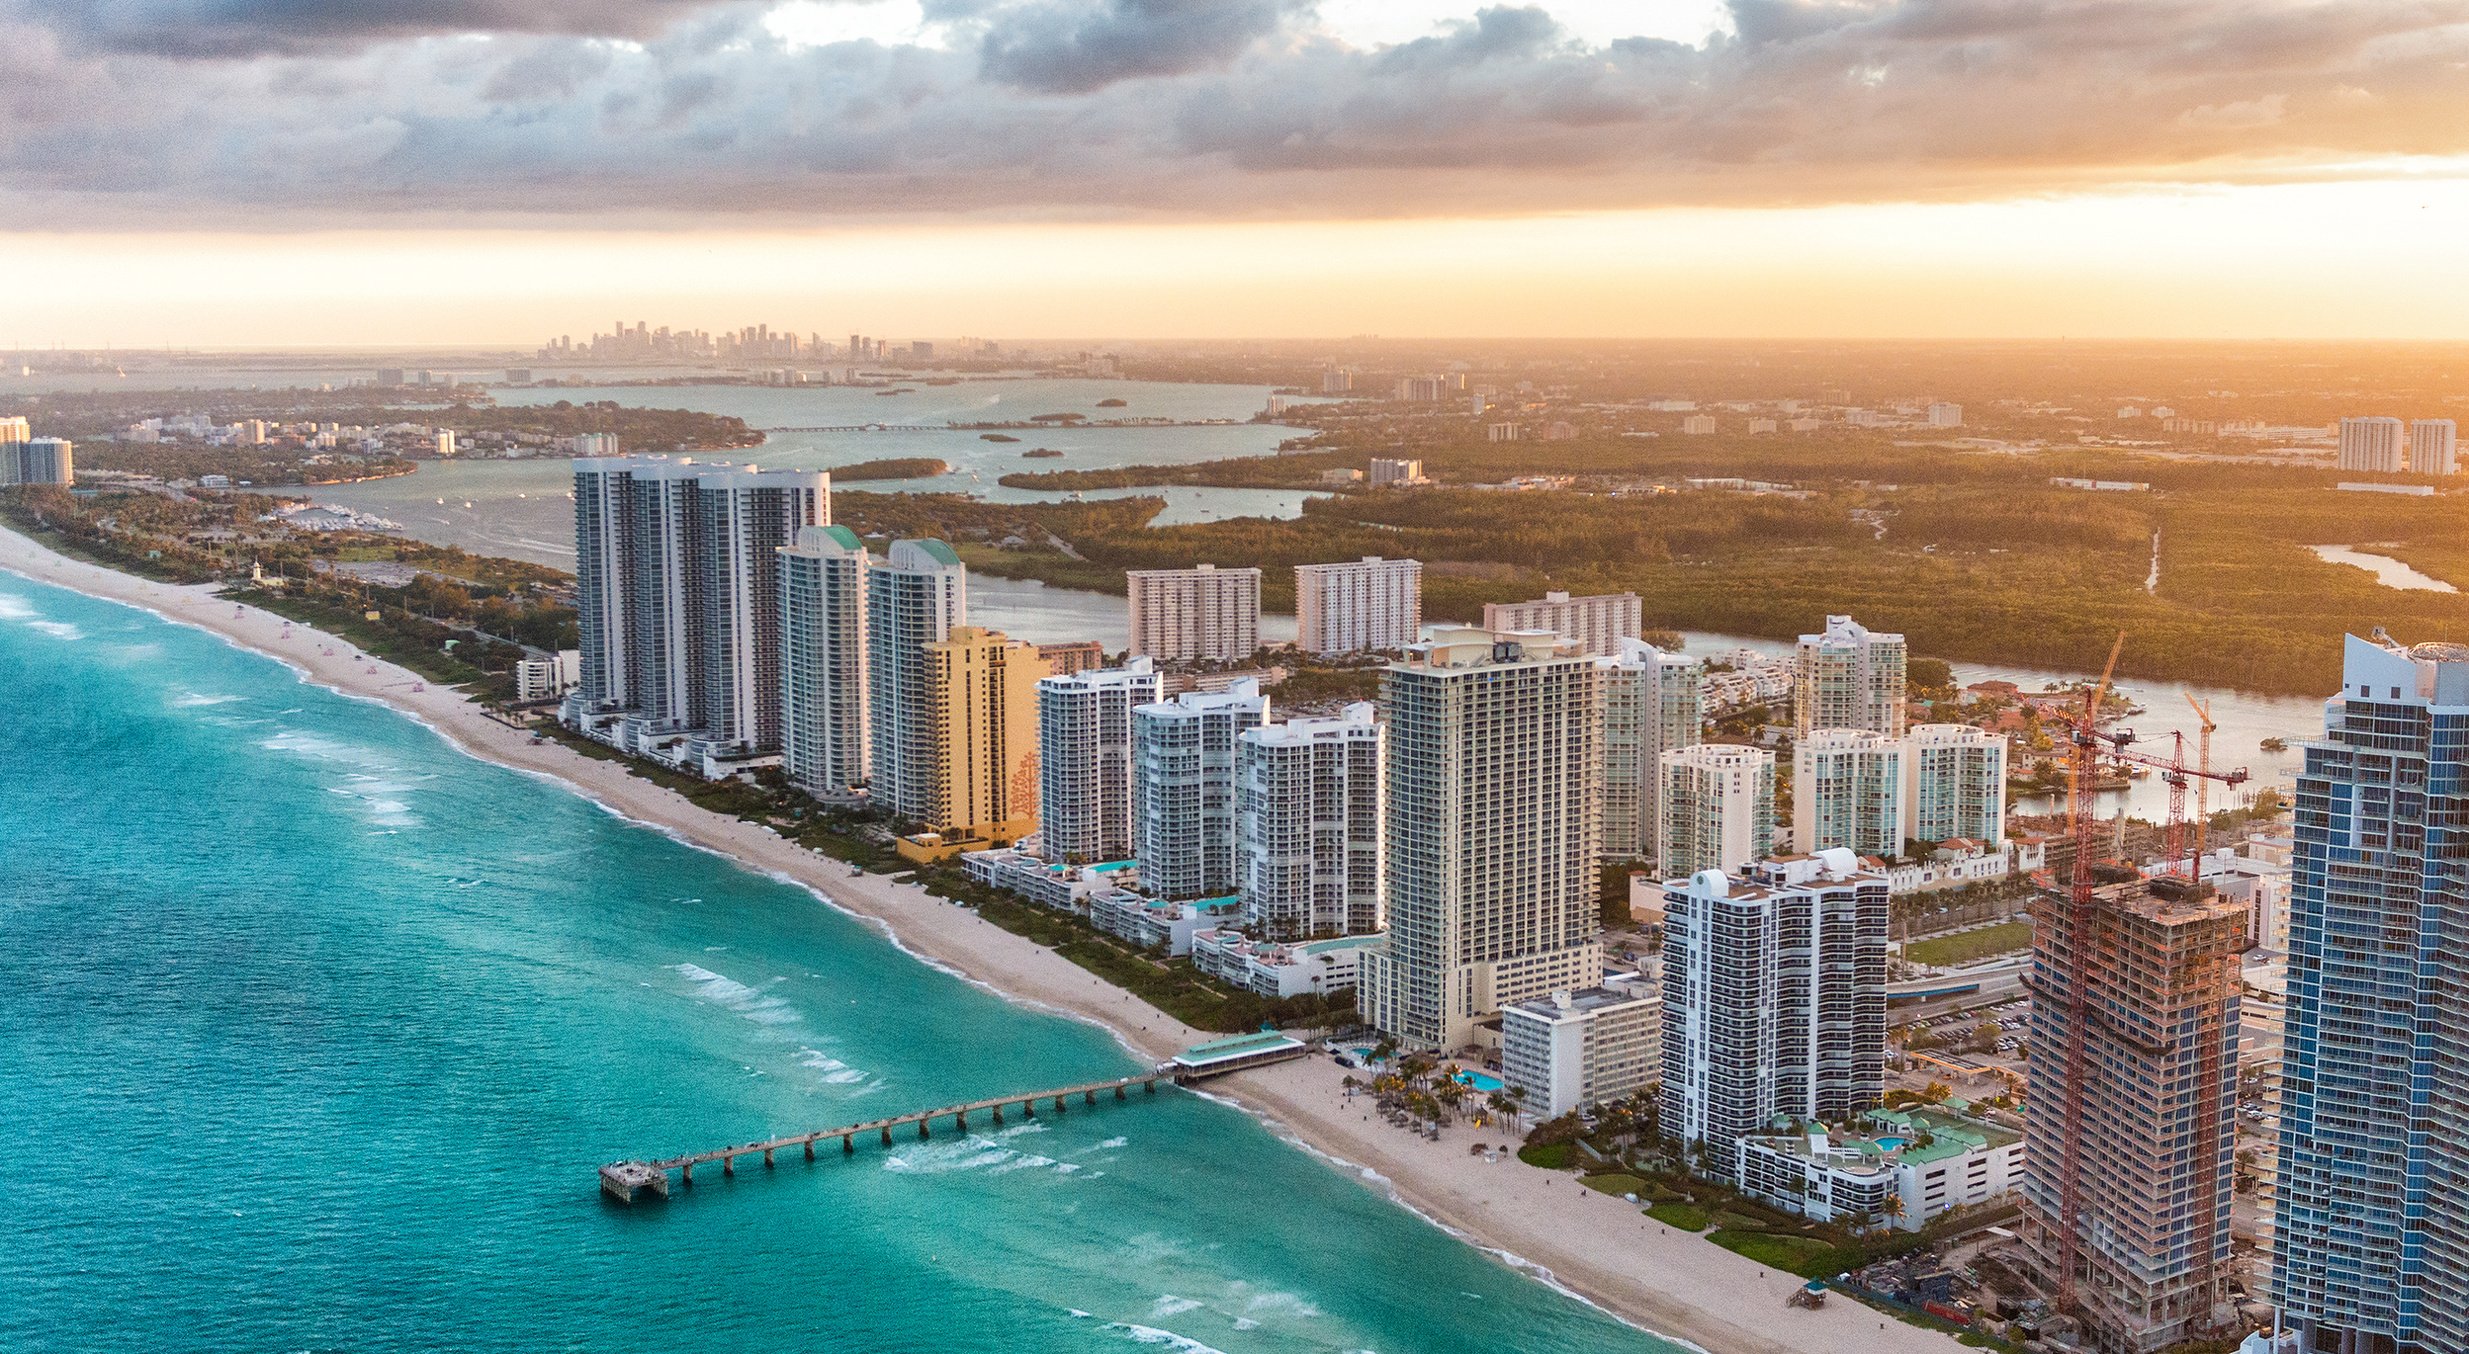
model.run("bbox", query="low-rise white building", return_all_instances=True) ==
[962,848,1137,913]
[514,649,581,702]
[1087,888,1240,955]
[1499,973,1662,1118]
[1734,1104,2024,1232]
[1189,930,1379,998]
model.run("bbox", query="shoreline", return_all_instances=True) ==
[0,522,1957,1354]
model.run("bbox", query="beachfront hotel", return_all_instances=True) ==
[867,538,968,822]
[1657,743,1775,876]
[1126,564,1261,663]
[777,524,870,801]
[1036,659,1161,866]
[1600,638,1702,862]
[1658,852,1888,1178]
[1356,627,1603,1051]
[1485,590,1643,659]
[563,455,827,776]
[2271,635,2469,1354]
[1235,702,1385,941]
[1794,613,1908,738]
[1792,729,1904,857]
[1498,973,1661,1118]
[1293,555,1423,657]
[1131,681,1269,900]
[0,432,74,487]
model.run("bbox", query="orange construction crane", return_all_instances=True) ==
[2186,694,2218,865]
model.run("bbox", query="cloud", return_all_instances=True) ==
[20,0,716,57]
[977,0,1299,93]
[2,0,2467,225]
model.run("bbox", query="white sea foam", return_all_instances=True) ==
[987,1153,1056,1175]
[172,692,245,708]
[25,619,82,640]
[671,962,803,1027]
[1149,1297,1203,1319]
[1095,1136,1128,1150]
[0,596,32,620]
[1105,1322,1227,1354]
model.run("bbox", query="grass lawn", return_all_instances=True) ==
[1903,919,2033,967]
[1517,1142,1575,1170]
[1581,1173,1649,1197]
[1646,1201,1711,1232]
[1708,1230,1837,1275]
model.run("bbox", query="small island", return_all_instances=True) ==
[2260,736,2289,752]
[826,457,950,481]
[979,433,1021,443]
[1021,448,1065,459]
[1029,412,1087,424]
[1096,398,1128,408]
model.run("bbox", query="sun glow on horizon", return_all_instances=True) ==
[7,177,2469,348]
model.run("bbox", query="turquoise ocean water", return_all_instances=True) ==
[0,571,1684,1354]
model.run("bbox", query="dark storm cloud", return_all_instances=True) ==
[3,0,2468,225]
[20,0,713,57]
[977,0,1300,93]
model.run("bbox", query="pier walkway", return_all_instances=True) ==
[599,1034,1309,1204]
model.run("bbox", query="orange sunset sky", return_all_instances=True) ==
[5,0,2468,345]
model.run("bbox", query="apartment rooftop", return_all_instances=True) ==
[1395,625,1577,670]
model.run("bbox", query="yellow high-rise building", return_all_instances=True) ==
[916,625,1047,850]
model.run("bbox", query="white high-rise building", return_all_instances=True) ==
[1294,556,1423,656]
[1927,403,1964,428]
[867,538,968,821]
[2339,416,2405,473]
[1901,723,2007,846]
[1356,628,1604,1050]
[1500,974,1662,1118]
[1795,614,1907,737]
[1793,730,1904,857]
[1600,639,1702,861]
[0,416,28,443]
[689,467,831,757]
[778,524,870,800]
[1236,703,1385,940]
[1659,744,1775,877]
[1660,852,1889,1176]
[561,456,826,769]
[2411,418,2459,476]
[0,436,73,487]
[1132,680,1269,899]
[1484,590,1642,658]
[1127,564,1261,663]
[1036,659,1161,865]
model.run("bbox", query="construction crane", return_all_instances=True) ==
[2186,693,2218,866]
[2045,636,2251,1311]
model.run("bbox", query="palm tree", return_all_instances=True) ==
[1880,1194,1907,1229]
[1432,1078,1466,1123]
[1487,1091,1520,1134]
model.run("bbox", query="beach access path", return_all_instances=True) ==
[0,522,1958,1354]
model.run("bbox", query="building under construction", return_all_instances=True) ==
[2020,870,2244,1352]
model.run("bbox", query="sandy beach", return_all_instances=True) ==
[0,522,1958,1354]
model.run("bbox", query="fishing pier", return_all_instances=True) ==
[598,1032,1309,1204]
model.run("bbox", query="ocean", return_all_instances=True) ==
[0,571,1682,1354]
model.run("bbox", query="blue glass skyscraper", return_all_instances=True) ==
[2272,634,2469,1354]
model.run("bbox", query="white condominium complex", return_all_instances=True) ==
[1901,723,2006,845]
[1660,852,1889,1175]
[2338,415,2404,473]
[1659,744,1775,877]
[1794,614,1907,737]
[1036,659,1161,865]
[2411,418,2459,476]
[1132,680,1269,899]
[1600,638,1702,861]
[777,525,870,800]
[1236,703,1385,940]
[1793,730,1904,857]
[692,467,831,754]
[1484,590,1642,658]
[867,538,969,821]
[0,417,26,442]
[1368,457,1425,486]
[1500,974,1661,1118]
[1357,627,1604,1050]
[1295,556,1423,656]
[564,455,827,768]
[0,435,73,487]
[1127,564,1261,663]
